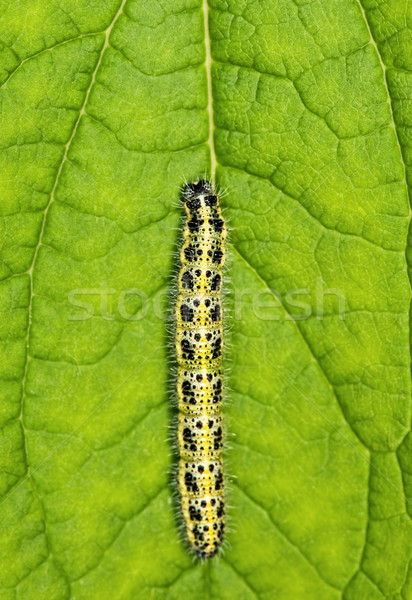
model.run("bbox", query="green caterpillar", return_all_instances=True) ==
[175,179,227,559]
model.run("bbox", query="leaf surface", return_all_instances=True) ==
[0,0,411,598]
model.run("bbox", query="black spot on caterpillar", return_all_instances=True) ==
[175,179,227,559]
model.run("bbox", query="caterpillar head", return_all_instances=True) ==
[181,180,217,212]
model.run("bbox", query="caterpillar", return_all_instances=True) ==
[175,179,227,559]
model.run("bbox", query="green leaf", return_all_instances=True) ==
[0,0,411,597]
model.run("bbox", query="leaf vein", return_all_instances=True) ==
[0,31,105,90]
[232,243,367,448]
[234,482,342,592]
